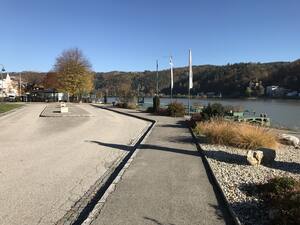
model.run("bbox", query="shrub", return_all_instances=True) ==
[257,177,300,225]
[115,102,136,109]
[194,119,278,149]
[201,103,227,120]
[146,106,153,113]
[167,102,185,117]
[126,102,137,109]
[200,103,244,121]
[153,96,160,113]
[189,113,203,128]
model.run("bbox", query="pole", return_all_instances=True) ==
[19,73,22,98]
[188,77,190,116]
[156,59,159,96]
[0,64,5,102]
[170,56,173,103]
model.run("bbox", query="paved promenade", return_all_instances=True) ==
[91,108,232,225]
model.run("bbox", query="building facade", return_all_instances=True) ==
[0,73,19,97]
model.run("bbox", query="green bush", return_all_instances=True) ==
[153,96,160,113]
[201,103,226,120]
[167,102,185,117]
[146,106,153,113]
[257,177,300,225]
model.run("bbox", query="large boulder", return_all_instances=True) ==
[247,149,276,166]
[280,134,299,147]
[257,147,276,165]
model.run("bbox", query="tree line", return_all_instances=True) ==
[10,52,300,99]
[95,60,300,98]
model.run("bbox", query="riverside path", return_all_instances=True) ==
[90,107,233,225]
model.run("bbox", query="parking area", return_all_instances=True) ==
[0,104,149,225]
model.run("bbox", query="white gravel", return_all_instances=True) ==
[199,142,300,225]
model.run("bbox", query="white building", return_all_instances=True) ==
[266,85,287,97]
[0,73,19,97]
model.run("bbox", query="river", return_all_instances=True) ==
[108,97,300,131]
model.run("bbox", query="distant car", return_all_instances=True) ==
[8,95,16,102]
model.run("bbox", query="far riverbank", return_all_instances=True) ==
[108,97,300,131]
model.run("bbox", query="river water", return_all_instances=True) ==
[108,97,300,131]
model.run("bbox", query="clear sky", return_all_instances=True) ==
[0,0,299,72]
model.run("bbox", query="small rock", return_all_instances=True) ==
[254,151,264,165]
[280,134,300,147]
[247,150,259,166]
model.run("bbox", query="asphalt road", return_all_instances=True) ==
[0,104,149,225]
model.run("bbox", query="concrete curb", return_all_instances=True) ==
[56,105,156,225]
[0,104,25,117]
[188,126,242,225]
[40,105,93,117]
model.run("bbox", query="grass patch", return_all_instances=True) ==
[194,119,278,149]
[0,103,23,114]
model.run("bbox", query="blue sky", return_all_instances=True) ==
[0,0,299,72]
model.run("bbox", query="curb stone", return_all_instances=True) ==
[189,125,242,225]
[40,105,94,117]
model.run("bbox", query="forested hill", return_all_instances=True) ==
[8,60,300,97]
[95,60,300,97]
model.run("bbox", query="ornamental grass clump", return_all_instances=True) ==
[195,119,278,149]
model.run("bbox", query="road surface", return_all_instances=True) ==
[0,103,149,225]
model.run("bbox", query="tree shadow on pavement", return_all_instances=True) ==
[86,140,200,157]
[143,217,176,225]
[167,135,195,144]
[86,139,235,224]
[159,121,187,129]
[203,149,248,165]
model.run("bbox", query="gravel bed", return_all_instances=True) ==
[199,142,300,225]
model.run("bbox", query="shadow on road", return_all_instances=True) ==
[143,216,176,225]
[86,140,201,157]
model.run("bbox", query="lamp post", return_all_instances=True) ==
[0,64,5,102]
[19,72,22,98]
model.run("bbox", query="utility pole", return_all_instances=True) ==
[156,59,159,96]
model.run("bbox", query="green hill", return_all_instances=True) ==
[95,60,300,97]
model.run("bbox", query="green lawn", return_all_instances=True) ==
[0,103,23,114]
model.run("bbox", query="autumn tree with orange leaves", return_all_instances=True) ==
[47,48,94,100]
